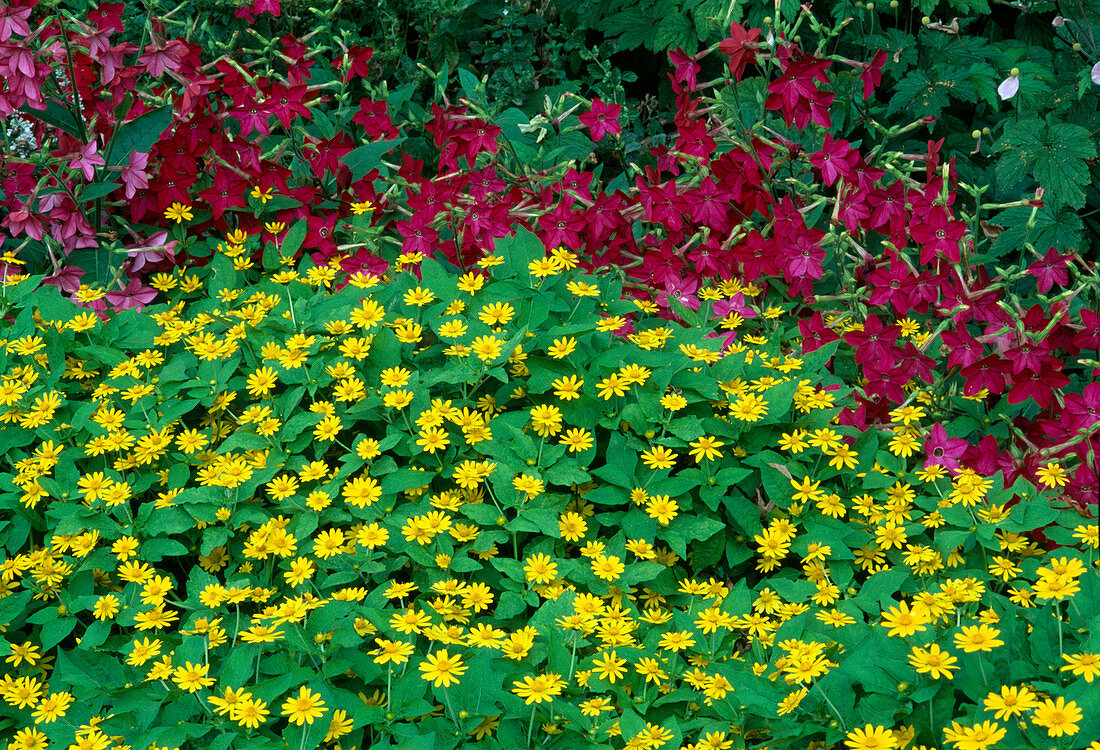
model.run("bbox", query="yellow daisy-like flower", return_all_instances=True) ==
[511,673,566,704]
[524,553,558,584]
[164,202,194,223]
[982,684,1039,720]
[1060,652,1100,683]
[592,650,627,684]
[1030,697,1081,737]
[559,428,593,453]
[281,686,327,726]
[907,643,957,679]
[640,446,677,470]
[844,724,898,750]
[953,624,1003,653]
[418,649,468,688]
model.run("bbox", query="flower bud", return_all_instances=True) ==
[1052,16,1065,27]
[971,129,982,139]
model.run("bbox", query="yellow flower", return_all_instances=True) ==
[281,686,327,726]
[591,553,624,581]
[529,256,564,278]
[592,650,627,683]
[982,685,1039,720]
[232,696,270,728]
[579,696,615,716]
[1035,462,1068,488]
[953,624,1003,653]
[659,393,687,411]
[511,673,566,704]
[524,553,558,584]
[1060,652,1100,682]
[416,427,450,454]
[6,641,40,667]
[596,373,629,399]
[907,643,957,679]
[1030,697,1081,737]
[729,393,768,421]
[558,512,588,542]
[403,286,436,307]
[513,473,545,500]
[172,661,215,693]
[551,374,583,400]
[844,724,898,750]
[880,601,929,638]
[471,335,504,362]
[645,495,679,526]
[419,649,468,687]
[31,691,73,724]
[640,446,677,470]
[547,337,577,358]
[688,436,724,463]
[370,638,415,665]
[164,202,194,223]
[478,302,515,325]
[559,428,593,453]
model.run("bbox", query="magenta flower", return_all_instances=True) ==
[579,99,622,142]
[923,423,969,473]
[1026,248,1069,293]
[68,141,105,182]
[104,278,157,312]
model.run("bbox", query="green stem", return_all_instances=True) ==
[814,682,846,730]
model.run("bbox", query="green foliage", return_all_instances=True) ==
[1,210,1097,749]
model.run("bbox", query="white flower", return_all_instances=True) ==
[998,74,1019,101]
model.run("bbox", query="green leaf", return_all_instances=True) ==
[995,119,1097,210]
[105,106,174,168]
[22,99,84,138]
[80,178,121,202]
[989,204,1083,258]
[280,219,308,258]
[887,70,951,119]
[343,137,406,181]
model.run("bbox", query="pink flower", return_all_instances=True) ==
[121,150,150,199]
[923,423,969,473]
[0,202,43,240]
[578,98,622,142]
[104,278,157,311]
[68,141,105,182]
[125,231,177,273]
[138,39,185,78]
[0,2,32,41]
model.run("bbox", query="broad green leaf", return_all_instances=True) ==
[343,137,406,180]
[105,106,174,167]
[995,118,1096,209]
